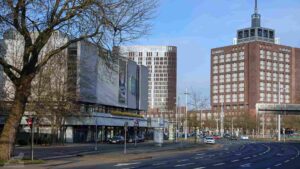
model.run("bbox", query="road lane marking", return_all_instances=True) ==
[115,162,140,167]
[235,153,242,156]
[196,153,205,156]
[284,160,290,163]
[243,157,251,160]
[177,159,189,162]
[175,163,195,167]
[240,163,251,168]
[213,163,225,166]
[232,159,239,162]
[274,163,282,167]
[194,157,203,159]
[194,167,205,169]
[153,162,167,166]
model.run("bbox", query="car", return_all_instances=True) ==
[204,136,216,144]
[108,136,125,144]
[240,135,249,140]
[230,135,238,140]
[213,135,221,140]
[224,133,231,139]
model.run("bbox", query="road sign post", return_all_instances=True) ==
[124,122,128,154]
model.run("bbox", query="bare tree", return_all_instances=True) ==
[0,0,157,160]
[189,89,209,130]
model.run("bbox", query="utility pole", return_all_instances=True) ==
[262,113,265,138]
[220,102,224,137]
[184,88,190,140]
[278,81,281,141]
[216,118,219,135]
[95,118,98,151]
[231,117,234,136]
[175,96,178,142]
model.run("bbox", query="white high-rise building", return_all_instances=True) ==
[115,46,177,120]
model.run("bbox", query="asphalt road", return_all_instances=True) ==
[83,141,300,169]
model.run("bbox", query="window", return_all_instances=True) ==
[239,62,244,71]
[239,83,244,92]
[226,74,231,82]
[213,76,218,84]
[226,94,231,103]
[226,84,231,93]
[232,63,237,71]
[273,63,278,71]
[239,93,244,102]
[273,83,277,92]
[286,54,290,63]
[219,65,224,73]
[273,94,278,102]
[260,61,265,69]
[266,83,271,91]
[239,72,244,81]
[266,72,271,81]
[267,93,271,102]
[220,55,224,63]
[260,93,265,101]
[273,73,278,81]
[266,62,271,70]
[219,85,224,93]
[219,75,224,83]
[260,82,265,91]
[232,73,237,82]
[232,83,238,92]
[232,94,237,102]
[260,71,265,80]
[239,52,244,60]
[226,64,231,72]
[226,54,231,62]
[219,95,224,102]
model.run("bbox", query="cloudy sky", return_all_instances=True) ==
[128,0,300,100]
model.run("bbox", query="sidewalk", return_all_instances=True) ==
[12,141,221,169]
[14,140,210,160]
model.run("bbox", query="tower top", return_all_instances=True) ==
[252,0,261,27]
[236,0,276,44]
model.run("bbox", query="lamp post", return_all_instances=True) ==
[184,88,190,140]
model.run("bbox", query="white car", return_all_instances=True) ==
[240,135,249,140]
[204,137,216,144]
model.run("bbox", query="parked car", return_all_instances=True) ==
[224,133,231,139]
[230,135,238,140]
[212,135,221,140]
[108,136,125,144]
[240,135,249,140]
[204,136,216,144]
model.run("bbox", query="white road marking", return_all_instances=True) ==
[235,153,242,156]
[243,157,251,160]
[153,162,167,166]
[196,153,205,156]
[274,163,282,167]
[240,163,251,168]
[175,163,195,167]
[177,159,189,162]
[252,155,257,157]
[284,160,290,163]
[232,159,239,162]
[194,157,204,159]
[194,167,206,169]
[114,162,140,167]
[213,163,225,166]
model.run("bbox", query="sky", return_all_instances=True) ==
[127,0,300,100]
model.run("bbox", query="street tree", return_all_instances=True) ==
[0,0,157,160]
[188,89,209,130]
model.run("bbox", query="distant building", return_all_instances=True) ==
[115,46,177,121]
[210,0,300,122]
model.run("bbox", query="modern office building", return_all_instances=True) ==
[115,46,177,121]
[210,0,300,123]
[0,30,152,143]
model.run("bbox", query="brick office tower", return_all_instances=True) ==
[115,46,177,121]
[210,0,300,130]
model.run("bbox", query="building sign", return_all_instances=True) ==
[119,59,127,104]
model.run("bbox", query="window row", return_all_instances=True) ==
[213,62,244,74]
[260,72,290,83]
[213,73,244,83]
[212,83,245,93]
[212,52,244,64]
[213,94,245,103]
[259,93,290,103]
[260,50,290,63]
[259,82,290,93]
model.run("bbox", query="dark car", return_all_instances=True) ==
[230,135,238,140]
[108,136,125,144]
[224,133,231,139]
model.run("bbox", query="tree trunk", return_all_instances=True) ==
[0,85,30,161]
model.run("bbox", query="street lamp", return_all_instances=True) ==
[277,81,288,142]
[184,88,190,140]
